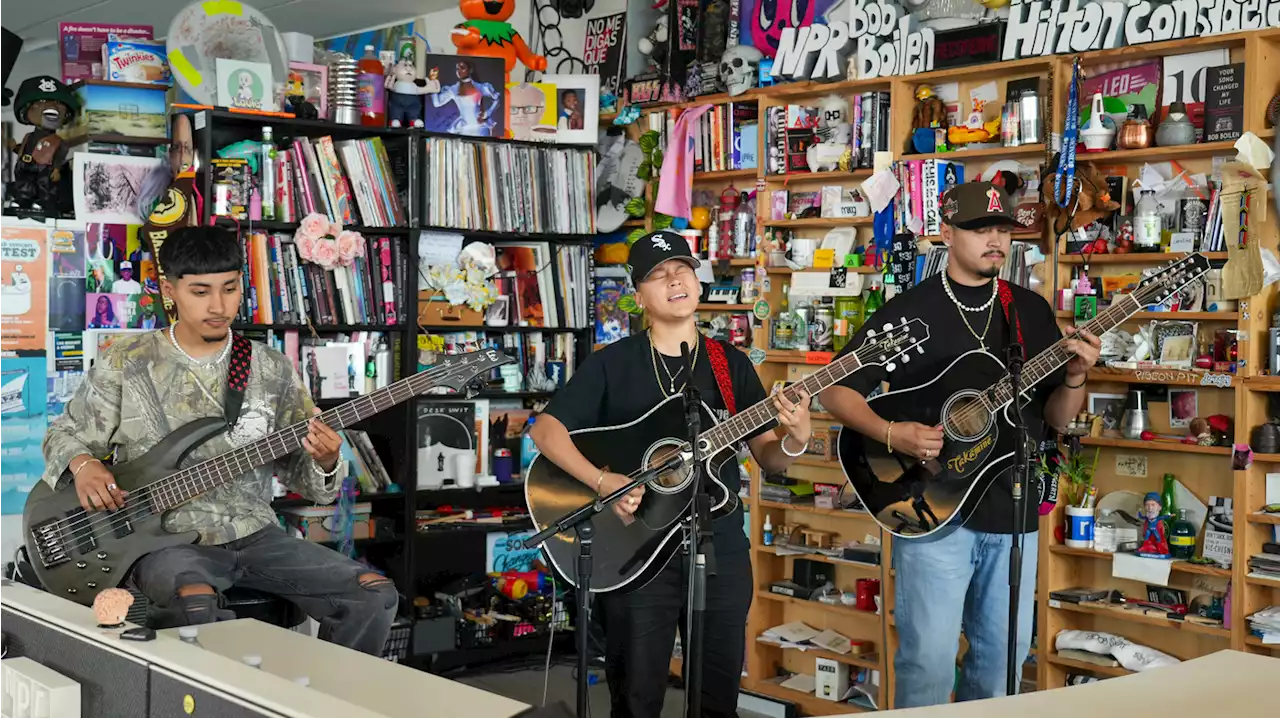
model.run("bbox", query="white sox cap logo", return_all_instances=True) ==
[652,234,672,251]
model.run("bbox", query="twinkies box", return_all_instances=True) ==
[101,39,170,85]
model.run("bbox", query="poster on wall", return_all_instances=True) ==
[1,223,50,352]
[1,354,49,515]
[58,22,153,83]
[583,12,627,99]
[72,154,166,225]
[422,54,506,138]
[506,82,558,142]
[738,0,840,58]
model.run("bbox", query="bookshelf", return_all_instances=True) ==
[621,26,1280,712]
[190,108,422,609]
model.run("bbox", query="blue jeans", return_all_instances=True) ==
[892,527,1038,708]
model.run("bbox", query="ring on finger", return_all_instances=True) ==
[107,483,117,491]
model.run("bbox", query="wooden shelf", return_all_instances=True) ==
[693,168,757,182]
[1051,600,1230,638]
[1243,375,1280,392]
[1045,653,1133,678]
[1077,436,1231,455]
[756,638,881,670]
[697,303,754,311]
[754,546,883,573]
[791,455,841,469]
[1077,140,1240,163]
[1248,512,1280,525]
[765,169,873,184]
[1057,251,1229,264]
[1048,545,1232,578]
[756,500,874,520]
[1251,453,1280,463]
[762,350,833,365]
[761,217,873,228]
[1054,308,1233,318]
[1245,637,1280,649]
[902,143,1046,162]
[750,680,867,715]
[1085,367,1235,388]
[1246,575,1280,589]
[756,591,883,624]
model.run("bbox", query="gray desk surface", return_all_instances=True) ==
[1,582,529,718]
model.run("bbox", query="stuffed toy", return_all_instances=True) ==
[1041,153,1120,234]
[451,0,546,84]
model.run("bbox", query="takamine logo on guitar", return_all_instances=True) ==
[947,434,994,474]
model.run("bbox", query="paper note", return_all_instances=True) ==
[1113,552,1173,587]
[861,170,900,214]
[418,231,465,268]
[1115,454,1148,478]
[780,673,817,693]
[810,629,853,655]
[766,621,820,643]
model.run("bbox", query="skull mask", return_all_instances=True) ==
[719,45,764,97]
[816,95,851,144]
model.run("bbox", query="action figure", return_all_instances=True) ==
[385,46,427,128]
[6,76,79,217]
[1136,491,1173,558]
[450,0,546,84]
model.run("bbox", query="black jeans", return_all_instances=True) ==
[599,545,753,718]
[129,526,398,656]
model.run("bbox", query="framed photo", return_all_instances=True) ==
[422,54,506,138]
[1087,392,1128,431]
[287,61,328,119]
[72,153,166,225]
[1169,388,1198,429]
[541,73,600,145]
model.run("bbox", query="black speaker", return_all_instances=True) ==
[149,667,270,717]
[792,559,834,590]
[1,609,150,717]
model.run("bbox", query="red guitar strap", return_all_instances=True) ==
[225,334,253,427]
[704,338,738,416]
[997,279,1024,346]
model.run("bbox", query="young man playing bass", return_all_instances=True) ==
[530,231,812,718]
[41,226,397,655]
[821,182,1101,706]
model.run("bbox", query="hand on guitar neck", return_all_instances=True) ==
[70,454,126,512]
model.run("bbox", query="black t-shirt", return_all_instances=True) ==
[836,274,1065,533]
[542,331,773,554]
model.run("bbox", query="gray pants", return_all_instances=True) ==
[130,526,397,656]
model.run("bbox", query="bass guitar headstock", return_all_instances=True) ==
[422,348,516,395]
[857,317,930,373]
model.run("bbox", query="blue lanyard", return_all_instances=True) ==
[1054,60,1080,209]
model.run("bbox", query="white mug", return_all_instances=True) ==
[453,451,477,489]
[785,238,819,268]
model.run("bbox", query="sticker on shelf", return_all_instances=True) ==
[1115,454,1148,478]
[747,346,767,365]
[752,299,771,321]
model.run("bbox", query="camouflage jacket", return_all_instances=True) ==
[42,331,337,545]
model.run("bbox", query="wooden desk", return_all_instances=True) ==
[832,650,1277,717]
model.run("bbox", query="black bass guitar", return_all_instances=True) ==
[837,253,1211,539]
[526,318,930,593]
[24,348,513,606]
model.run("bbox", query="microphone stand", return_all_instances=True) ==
[1005,341,1029,698]
[523,454,685,718]
[680,340,713,718]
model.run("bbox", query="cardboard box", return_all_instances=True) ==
[418,290,484,326]
[279,502,374,543]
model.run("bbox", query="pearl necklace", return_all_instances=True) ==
[168,323,232,366]
[942,274,997,313]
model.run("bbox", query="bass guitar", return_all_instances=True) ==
[24,348,513,606]
[526,318,929,593]
[837,253,1211,539]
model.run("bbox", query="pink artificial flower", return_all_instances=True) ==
[328,222,343,238]
[296,234,317,261]
[299,213,330,240]
[312,238,340,269]
[336,231,365,261]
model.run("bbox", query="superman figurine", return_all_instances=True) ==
[1136,492,1173,559]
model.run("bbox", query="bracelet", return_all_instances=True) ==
[781,435,808,457]
[1064,375,1087,389]
[314,458,343,478]
[72,457,100,478]
[595,470,606,495]
[885,421,895,454]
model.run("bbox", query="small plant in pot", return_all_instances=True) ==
[1050,439,1100,548]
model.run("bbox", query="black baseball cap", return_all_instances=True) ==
[941,181,1018,230]
[627,230,701,285]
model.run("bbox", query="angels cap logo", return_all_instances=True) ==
[652,234,672,251]
[38,78,56,93]
[986,187,1003,213]
[943,197,958,218]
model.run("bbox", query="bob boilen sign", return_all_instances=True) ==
[770,0,1280,82]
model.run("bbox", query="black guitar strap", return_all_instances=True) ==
[225,334,253,427]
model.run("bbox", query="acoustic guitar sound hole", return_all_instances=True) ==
[646,442,691,493]
[942,393,991,441]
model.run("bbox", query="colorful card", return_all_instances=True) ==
[216,58,275,112]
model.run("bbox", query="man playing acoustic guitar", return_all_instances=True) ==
[530,231,813,718]
[41,226,397,655]
[822,182,1100,706]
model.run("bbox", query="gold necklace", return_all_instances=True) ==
[649,333,698,396]
[954,300,994,346]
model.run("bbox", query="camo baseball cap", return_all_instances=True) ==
[940,181,1018,230]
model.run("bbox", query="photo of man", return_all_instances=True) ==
[110,260,142,295]
[558,89,583,131]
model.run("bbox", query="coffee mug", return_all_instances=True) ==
[855,578,880,612]
[453,451,477,489]
[786,238,819,267]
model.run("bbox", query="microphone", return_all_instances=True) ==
[1005,343,1025,371]
[680,341,692,379]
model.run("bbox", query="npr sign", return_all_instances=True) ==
[1,658,80,718]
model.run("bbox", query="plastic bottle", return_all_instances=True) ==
[1134,189,1161,251]
[177,626,203,648]
[357,45,386,127]
[763,515,774,546]
[519,416,539,479]
[260,126,277,221]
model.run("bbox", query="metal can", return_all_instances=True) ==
[730,314,751,346]
[833,296,860,351]
[809,304,833,351]
[740,269,757,303]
